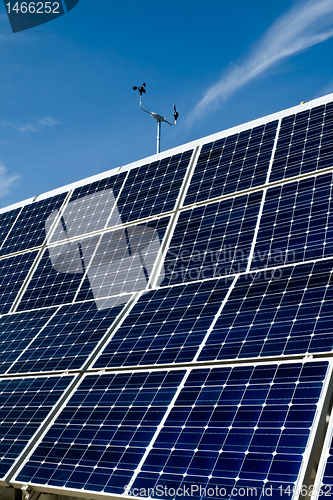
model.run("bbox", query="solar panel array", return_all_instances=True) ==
[1,94,333,500]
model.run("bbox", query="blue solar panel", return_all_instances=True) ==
[76,218,170,304]
[93,278,234,369]
[251,173,333,269]
[0,308,55,374]
[9,300,125,374]
[16,370,185,493]
[116,150,193,223]
[16,242,95,310]
[49,172,127,243]
[131,362,328,500]
[270,102,333,183]
[199,258,333,361]
[0,193,67,257]
[0,375,73,477]
[0,207,21,250]
[161,192,262,286]
[70,171,126,203]
[0,251,38,314]
[184,121,278,206]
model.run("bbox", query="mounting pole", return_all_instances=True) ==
[157,120,161,154]
[133,83,179,154]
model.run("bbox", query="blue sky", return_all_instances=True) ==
[0,0,332,208]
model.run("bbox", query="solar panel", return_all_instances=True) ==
[270,102,333,183]
[116,150,193,223]
[0,93,333,500]
[0,251,38,314]
[184,121,278,206]
[0,193,67,257]
[199,258,333,362]
[75,218,170,304]
[0,207,21,251]
[49,171,127,243]
[0,308,55,374]
[251,173,333,269]
[161,191,262,286]
[69,171,126,203]
[0,374,74,478]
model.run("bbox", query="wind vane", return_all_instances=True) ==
[133,83,178,154]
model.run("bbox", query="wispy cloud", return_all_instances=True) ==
[1,116,60,134]
[317,79,333,98]
[0,163,20,197]
[188,0,333,123]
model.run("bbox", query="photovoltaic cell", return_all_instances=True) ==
[0,375,73,477]
[270,102,333,183]
[93,278,234,370]
[0,251,38,315]
[251,173,333,269]
[17,370,186,494]
[161,192,262,286]
[0,207,21,250]
[0,193,67,257]
[130,362,328,499]
[116,150,193,223]
[9,300,125,374]
[199,259,333,362]
[0,308,55,374]
[184,121,278,206]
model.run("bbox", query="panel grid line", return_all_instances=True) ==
[82,292,143,371]
[192,274,241,363]
[147,147,201,289]
[44,190,73,245]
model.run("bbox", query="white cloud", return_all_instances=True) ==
[37,116,60,128]
[0,163,20,197]
[188,0,333,123]
[1,116,60,134]
[317,80,333,97]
